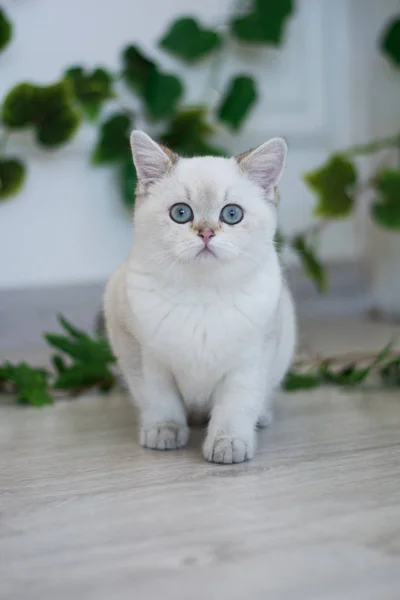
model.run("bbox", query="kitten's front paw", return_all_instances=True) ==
[140,422,189,450]
[203,435,254,464]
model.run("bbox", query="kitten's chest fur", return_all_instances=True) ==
[127,272,277,396]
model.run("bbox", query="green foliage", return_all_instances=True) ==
[65,66,113,120]
[231,0,293,45]
[2,83,41,127]
[45,315,116,392]
[92,113,132,164]
[1,315,398,405]
[119,159,137,209]
[122,45,155,94]
[304,155,357,218]
[52,354,66,374]
[319,342,393,386]
[2,81,81,147]
[122,45,183,119]
[0,158,26,200]
[218,76,257,131]
[380,16,400,67]
[0,1,296,213]
[159,17,221,62]
[319,361,371,386]
[371,169,400,230]
[0,362,52,406]
[291,235,326,293]
[283,342,397,392]
[282,370,320,391]
[380,358,400,386]
[160,107,226,156]
[0,8,12,52]
[274,229,285,254]
[144,71,183,120]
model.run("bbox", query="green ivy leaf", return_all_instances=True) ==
[144,70,183,120]
[92,113,132,164]
[2,83,41,127]
[119,159,137,209]
[319,362,370,386]
[282,370,320,391]
[372,169,400,198]
[371,169,400,230]
[52,354,67,374]
[65,66,113,120]
[53,363,114,391]
[122,45,156,95]
[304,155,357,218]
[231,0,293,45]
[45,315,116,393]
[159,17,221,62]
[319,342,394,387]
[121,45,183,119]
[35,81,81,147]
[36,109,80,148]
[380,17,400,67]
[292,235,326,293]
[0,8,12,52]
[45,330,115,366]
[2,81,81,147]
[57,314,85,339]
[160,107,226,156]
[372,202,400,230]
[0,362,52,406]
[0,158,26,200]
[217,76,257,131]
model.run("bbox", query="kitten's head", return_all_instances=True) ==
[130,131,287,277]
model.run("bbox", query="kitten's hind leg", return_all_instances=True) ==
[257,404,274,429]
[256,390,275,428]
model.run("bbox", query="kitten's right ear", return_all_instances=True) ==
[236,137,287,195]
[130,130,177,186]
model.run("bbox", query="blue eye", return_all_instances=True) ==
[220,204,243,225]
[170,203,194,224]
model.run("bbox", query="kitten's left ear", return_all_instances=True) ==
[236,138,287,197]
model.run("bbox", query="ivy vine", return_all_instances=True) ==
[1,315,398,406]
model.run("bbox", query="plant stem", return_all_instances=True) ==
[0,376,117,400]
[342,133,400,158]
[0,128,9,157]
[201,0,245,104]
[282,172,378,249]
[295,349,399,368]
[281,219,329,249]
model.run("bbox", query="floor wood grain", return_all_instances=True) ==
[1,317,400,599]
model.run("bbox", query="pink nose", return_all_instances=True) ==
[198,228,215,245]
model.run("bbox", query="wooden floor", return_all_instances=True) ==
[1,317,400,599]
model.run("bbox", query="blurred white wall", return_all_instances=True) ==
[0,0,392,289]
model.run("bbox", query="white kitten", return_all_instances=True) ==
[104,131,296,464]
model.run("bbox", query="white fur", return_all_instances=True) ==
[104,131,296,464]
